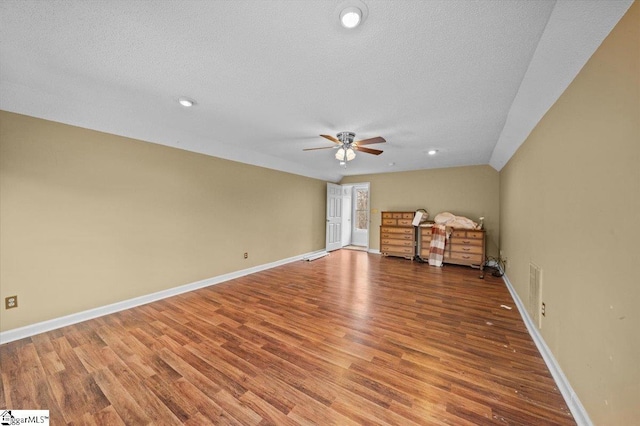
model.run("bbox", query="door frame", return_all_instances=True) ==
[326,182,371,252]
[349,182,370,249]
[325,183,343,252]
[341,185,353,247]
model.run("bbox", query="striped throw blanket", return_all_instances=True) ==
[428,224,447,266]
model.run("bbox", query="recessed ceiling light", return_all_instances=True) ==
[340,7,362,28]
[428,150,437,155]
[178,97,196,107]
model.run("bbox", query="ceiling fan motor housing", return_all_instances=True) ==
[337,131,356,145]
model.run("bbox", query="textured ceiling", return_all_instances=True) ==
[0,0,632,182]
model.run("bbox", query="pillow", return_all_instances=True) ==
[433,212,479,229]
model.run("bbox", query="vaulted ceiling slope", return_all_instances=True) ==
[0,1,632,182]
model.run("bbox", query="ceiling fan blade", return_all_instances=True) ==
[354,146,383,155]
[320,134,341,144]
[354,136,386,146]
[303,146,336,151]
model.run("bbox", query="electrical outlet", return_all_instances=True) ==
[541,302,546,317]
[244,252,248,259]
[5,295,18,309]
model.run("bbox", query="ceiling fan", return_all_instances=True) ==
[303,131,385,163]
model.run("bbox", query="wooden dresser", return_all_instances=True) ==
[419,226,433,259]
[448,229,485,267]
[380,211,415,259]
[420,226,485,268]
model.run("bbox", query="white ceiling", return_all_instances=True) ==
[0,0,632,182]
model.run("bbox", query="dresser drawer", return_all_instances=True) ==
[451,238,483,246]
[450,244,483,254]
[449,252,482,263]
[451,229,484,239]
[466,231,484,239]
[381,239,414,247]
[380,226,398,234]
[382,212,393,219]
[381,232,412,240]
[398,219,413,226]
[382,218,396,225]
[392,213,403,219]
[381,227,413,235]
[381,245,414,255]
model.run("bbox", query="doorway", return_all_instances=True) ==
[350,183,370,248]
[325,182,371,252]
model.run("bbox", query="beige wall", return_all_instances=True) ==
[0,111,326,332]
[500,2,639,424]
[341,165,500,256]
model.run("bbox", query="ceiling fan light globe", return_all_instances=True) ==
[335,148,346,160]
[346,148,356,161]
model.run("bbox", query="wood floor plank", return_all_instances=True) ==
[212,389,262,425]
[172,378,239,425]
[142,373,196,422]
[156,348,224,399]
[89,405,126,426]
[238,390,299,426]
[0,250,576,424]
[91,367,154,425]
[108,361,183,424]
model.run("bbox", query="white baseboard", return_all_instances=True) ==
[303,251,328,261]
[502,273,593,426]
[0,249,326,344]
[368,248,381,254]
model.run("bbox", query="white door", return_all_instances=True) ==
[341,186,353,246]
[326,183,342,252]
[351,184,370,247]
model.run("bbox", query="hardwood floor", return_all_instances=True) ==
[0,250,575,425]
